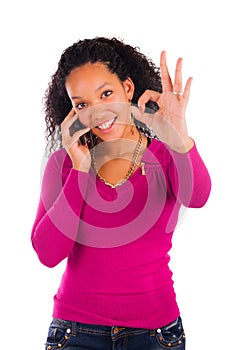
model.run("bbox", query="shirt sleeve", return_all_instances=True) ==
[31,150,89,267]
[167,142,211,208]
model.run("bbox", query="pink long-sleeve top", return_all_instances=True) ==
[31,139,211,329]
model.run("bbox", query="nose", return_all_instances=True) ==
[78,103,113,128]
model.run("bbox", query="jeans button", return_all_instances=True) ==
[113,327,119,334]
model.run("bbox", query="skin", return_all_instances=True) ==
[61,52,194,184]
[65,62,136,140]
[134,51,194,152]
[63,62,148,180]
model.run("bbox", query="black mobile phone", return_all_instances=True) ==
[132,101,159,114]
[69,118,92,148]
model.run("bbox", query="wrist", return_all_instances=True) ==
[70,152,91,173]
[168,137,194,153]
[72,164,90,173]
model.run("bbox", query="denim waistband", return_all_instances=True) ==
[51,316,181,337]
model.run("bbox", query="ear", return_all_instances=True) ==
[122,77,135,101]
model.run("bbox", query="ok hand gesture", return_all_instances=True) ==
[132,51,194,153]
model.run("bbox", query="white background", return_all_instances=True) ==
[0,0,232,349]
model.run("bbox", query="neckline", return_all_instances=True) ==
[88,137,158,191]
[91,132,144,189]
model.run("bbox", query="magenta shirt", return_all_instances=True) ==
[31,139,211,329]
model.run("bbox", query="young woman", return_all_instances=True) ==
[31,37,211,350]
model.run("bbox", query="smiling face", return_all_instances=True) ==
[65,62,135,141]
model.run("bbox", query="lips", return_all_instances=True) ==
[97,117,117,130]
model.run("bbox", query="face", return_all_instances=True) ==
[65,62,135,141]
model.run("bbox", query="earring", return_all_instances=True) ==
[130,113,135,135]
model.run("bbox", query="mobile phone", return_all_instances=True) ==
[132,101,159,114]
[145,100,159,114]
[69,118,91,147]
[69,118,98,149]
[69,118,86,136]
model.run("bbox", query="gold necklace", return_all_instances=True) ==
[91,133,143,188]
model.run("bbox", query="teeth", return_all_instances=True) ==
[98,118,115,130]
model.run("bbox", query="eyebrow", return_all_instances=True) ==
[71,82,111,100]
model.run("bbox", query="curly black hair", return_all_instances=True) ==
[44,37,162,156]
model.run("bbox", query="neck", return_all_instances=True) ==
[91,130,145,188]
[94,127,142,160]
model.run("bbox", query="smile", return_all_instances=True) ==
[97,117,117,131]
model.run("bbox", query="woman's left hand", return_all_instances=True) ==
[131,51,194,153]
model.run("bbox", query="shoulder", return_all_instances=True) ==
[144,138,172,166]
[49,147,71,165]
[42,148,72,177]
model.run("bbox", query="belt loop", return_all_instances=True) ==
[149,329,156,336]
[71,321,78,335]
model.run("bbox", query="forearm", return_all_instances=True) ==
[168,142,211,207]
[31,168,89,267]
[167,136,195,154]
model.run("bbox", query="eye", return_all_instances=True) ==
[75,102,87,110]
[101,90,112,98]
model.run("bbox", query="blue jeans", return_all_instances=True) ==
[44,316,185,349]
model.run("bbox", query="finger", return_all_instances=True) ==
[63,108,76,122]
[69,123,90,142]
[130,105,154,129]
[173,57,183,93]
[62,113,84,133]
[63,127,90,150]
[183,77,193,100]
[137,90,160,112]
[61,109,78,131]
[160,51,173,92]
[61,110,90,149]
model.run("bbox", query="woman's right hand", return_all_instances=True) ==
[61,109,91,173]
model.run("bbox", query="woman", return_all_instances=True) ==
[31,37,211,349]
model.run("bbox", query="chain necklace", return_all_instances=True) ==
[91,133,143,188]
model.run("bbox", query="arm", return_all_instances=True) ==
[31,150,89,267]
[167,142,211,207]
[131,51,211,207]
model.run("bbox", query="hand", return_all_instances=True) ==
[132,51,194,153]
[61,109,91,172]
